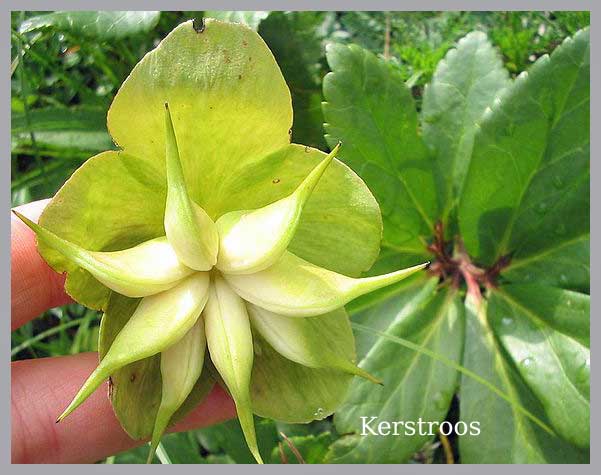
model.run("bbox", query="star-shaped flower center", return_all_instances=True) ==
[15,104,425,464]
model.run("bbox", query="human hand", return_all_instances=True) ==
[11,199,236,463]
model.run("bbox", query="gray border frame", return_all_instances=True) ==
[2,0,596,472]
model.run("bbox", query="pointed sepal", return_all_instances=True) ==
[164,103,219,271]
[57,272,210,422]
[248,304,381,384]
[216,144,341,275]
[225,251,428,317]
[147,317,206,463]
[13,211,194,298]
[203,275,263,463]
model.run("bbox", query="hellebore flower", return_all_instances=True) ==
[15,19,427,463]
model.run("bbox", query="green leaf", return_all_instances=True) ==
[98,293,214,439]
[270,432,335,464]
[204,11,270,30]
[250,309,354,423]
[459,294,587,463]
[459,28,590,266]
[11,107,113,153]
[323,43,437,258]
[259,12,327,149]
[107,19,293,219]
[327,285,463,463]
[502,235,589,293]
[489,285,589,447]
[422,31,510,222]
[195,418,279,464]
[19,11,161,40]
[216,144,382,277]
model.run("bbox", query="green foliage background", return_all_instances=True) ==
[11,11,590,464]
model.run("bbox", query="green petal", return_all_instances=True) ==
[213,144,382,277]
[216,144,340,274]
[147,317,206,463]
[107,19,292,217]
[203,275,263,464]
[250,308,355,422]
[164,103,219,270]
[57,273,209,422]
[248,304,380,384]
[99,294,215,440]
[225,251,428,317]
[14,212,192,298]
[37,150,167,309]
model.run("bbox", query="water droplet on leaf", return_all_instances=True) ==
[520,357,535,371]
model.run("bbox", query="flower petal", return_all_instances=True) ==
[164,103,219,270]
[15,211,193,298]
[248,304,380,384]
[147,317,206,463]
[37,150,168,309]
[203,275,262,464]
[225,251,428,317]
[99,294,215,439]
[216,144,340,274]
[107,19,292,217]
[250,307,355,422]
[57,273,209,423]
[213,144,382,277]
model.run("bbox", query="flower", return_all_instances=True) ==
[14,19,427,463]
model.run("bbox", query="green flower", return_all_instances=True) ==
[15,19,427,463]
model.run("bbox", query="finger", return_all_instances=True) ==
[11,352,236,463]
[11,199,72,330]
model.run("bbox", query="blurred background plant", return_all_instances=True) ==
[10,10,590,464]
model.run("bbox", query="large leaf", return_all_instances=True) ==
[501,235,589,293]
[259,12,327,149]
[11,107,113,154]
[326,285,463,463]
[19,11,161,40]
[323,43,437,258]
[488,285,589,448]
[459,28,589,267]
[422,31,510,222]
[459,294,587,463]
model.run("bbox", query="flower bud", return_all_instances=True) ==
[13,211,194,298]
[147,317,206,463]
[216,144,340,275]
[225,251,428,317]
[248,304,381,384]
[57,272,209,422]
[203,275,262,464]
[164,103,219,271]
